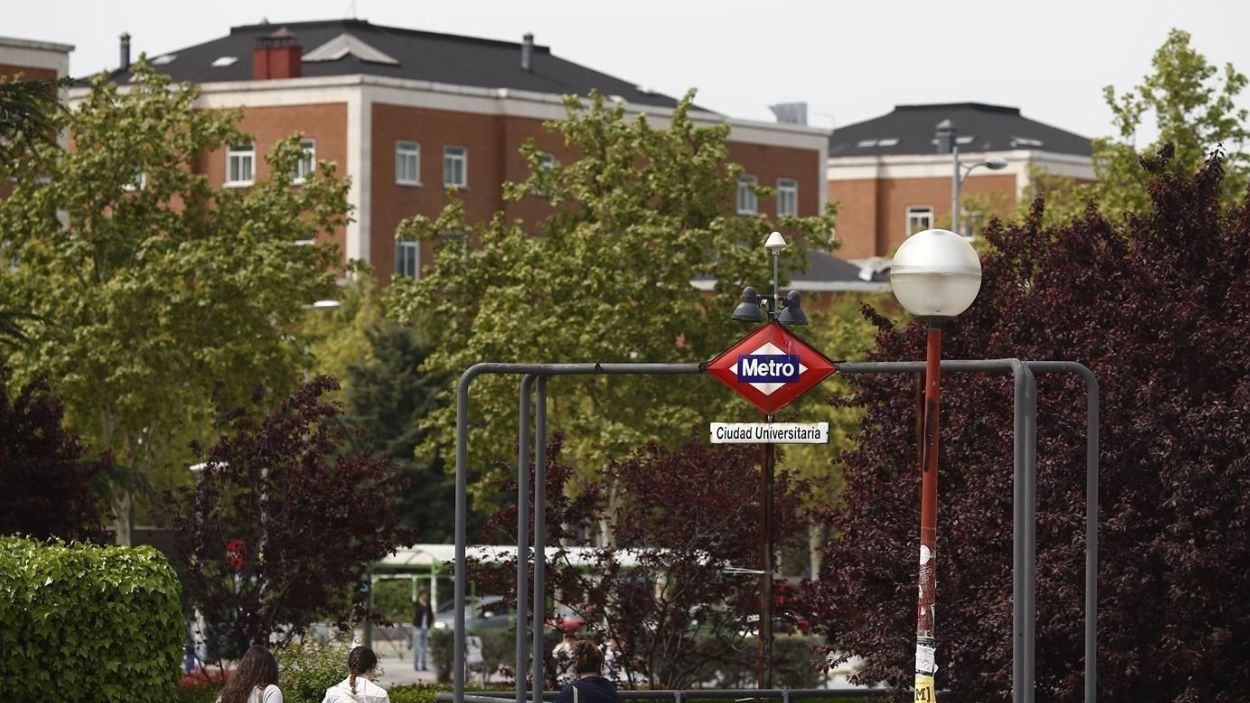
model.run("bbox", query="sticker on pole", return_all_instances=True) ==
[706,323,836,415]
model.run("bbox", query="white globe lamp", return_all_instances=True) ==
[890,228,982,319]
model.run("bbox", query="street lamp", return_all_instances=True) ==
[728,231,807,690]
[935,120,1008,236]
[890,228,982,701]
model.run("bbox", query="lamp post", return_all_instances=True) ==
[730,231,807,689]
[889,228,982,701]
[935,120,1008,236]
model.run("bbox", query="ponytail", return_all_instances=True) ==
[347,645,378,695]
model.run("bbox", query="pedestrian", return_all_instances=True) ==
[217,644,282,703]
[554,640,623,703]
[322,645,390,703]
[412,589,435,671]
[551,629,578,686]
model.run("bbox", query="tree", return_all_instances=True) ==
[342,320,464,543]
[777,294,890,577]
[385,91,836,497]
[168,376,414,659]
[473,437,811,689]
[809,149,1250,701]
[0,374,110,540]
[0,74,63,166]
[0,63,350,544]
[1023,29,1249,226]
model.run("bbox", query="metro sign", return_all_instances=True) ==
[706,322,837,415]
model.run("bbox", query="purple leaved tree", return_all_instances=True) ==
[169,376,414,661]
[807,147,1250,701]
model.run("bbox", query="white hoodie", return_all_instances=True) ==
[321,675,390,703]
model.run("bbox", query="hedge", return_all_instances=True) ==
[429,629,826,689]
[0,537,184,702]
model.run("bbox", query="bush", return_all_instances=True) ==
[0,537,183,703]
[430,628,523,684]
[429,629,825,689]
[279,635,354,703]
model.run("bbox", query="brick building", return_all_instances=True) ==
[826,103,1093,262]
[0,35,73,83]
[75,19,830,286]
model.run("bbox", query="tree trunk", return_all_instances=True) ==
[112,490,132,545]
[807,522,823,580]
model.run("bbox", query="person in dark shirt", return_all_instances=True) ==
[554,640,623,703]
[412,589,435,671]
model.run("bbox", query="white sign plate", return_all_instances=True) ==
[709,422,829,444]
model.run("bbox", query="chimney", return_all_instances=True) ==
[253,27,302,80]
[119,32,131,71]
[521,33,533,71]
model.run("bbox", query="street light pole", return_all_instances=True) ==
[936,119,1008,237]
[889,229,983,702]
[731,231,806,690]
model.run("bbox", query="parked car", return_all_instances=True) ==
[432,595,510,631]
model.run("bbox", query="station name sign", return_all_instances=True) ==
[709,422,829,444]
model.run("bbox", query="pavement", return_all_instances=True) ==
[372,640,442,688]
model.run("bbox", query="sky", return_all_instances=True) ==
[6,0,1246,141]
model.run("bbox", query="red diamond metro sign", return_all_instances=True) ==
[706,322,837,415]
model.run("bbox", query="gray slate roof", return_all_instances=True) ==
[693,250,889,293]
[828,102,1092,158]
[104,19,685,109]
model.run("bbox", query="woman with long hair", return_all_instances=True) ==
[322,645,390,703]
[218,645,283,703]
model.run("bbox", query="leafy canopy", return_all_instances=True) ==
[1025,29,1249,225]
[812,149,1250,701]
[386,90,835,486]
[0,62,351,540]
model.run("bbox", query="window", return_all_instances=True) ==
[395,141,421,185]
[737,175,758,215]
[122,171,147,192]
[777,178,798,217]
[906,206,933,235]
[443,146,467,188]
[211,56,238,67]
[395,241,419,279]
[294,139,316,184]
[531,153,556,195]
[226,144,255,186]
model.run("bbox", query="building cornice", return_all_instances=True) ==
[69,73,830,151]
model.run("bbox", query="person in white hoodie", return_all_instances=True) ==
[322,646,390,703]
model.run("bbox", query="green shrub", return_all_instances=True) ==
[430,628,543,684]
[388,684,446,703]
[0,537,183,703]
[279,635,354,703]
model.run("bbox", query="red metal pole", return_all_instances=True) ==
[914,326,942,701]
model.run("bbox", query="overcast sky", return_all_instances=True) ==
[7,0,1245,141]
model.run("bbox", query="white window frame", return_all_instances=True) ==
[395,240,420,279]
[776,178,798,217]
[294,139,316,185]
[737,175,758,215]
[443,146,468,188]
[225,144,255,187]
[396,141,421,186]
[906,206,934,235]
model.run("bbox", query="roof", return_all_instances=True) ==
[692,249,890,294]
[104,19,685,109]
[0,36,75,53]
[828,102,1091,158]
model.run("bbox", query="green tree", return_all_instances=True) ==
[343,320,463,542]
[0,63,350,544]
[778,294,890,576]
[386,91,836,499]
[1023,28,1249,225]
